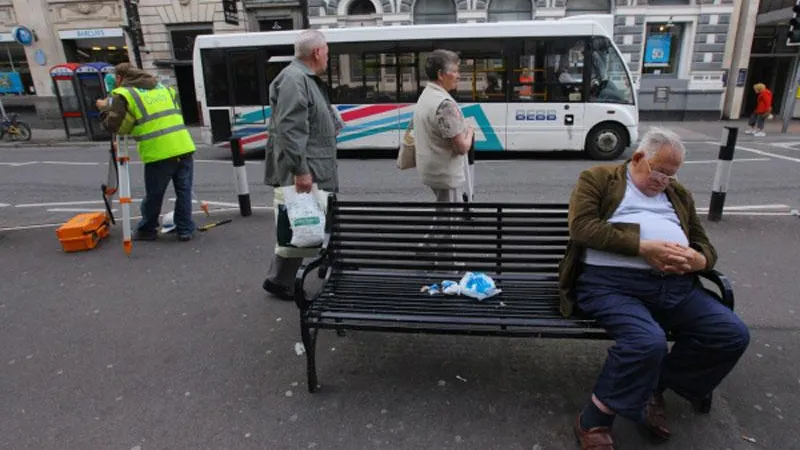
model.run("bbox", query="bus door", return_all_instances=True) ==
[228,48,267,150]
[507,38,587,151]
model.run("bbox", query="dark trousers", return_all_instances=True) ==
[575,265,749,423]
[138,153,196,237]
[748,113,767,129]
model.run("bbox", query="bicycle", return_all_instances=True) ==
[0,113,32,141]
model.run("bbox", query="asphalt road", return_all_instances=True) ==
[1,140,799,450]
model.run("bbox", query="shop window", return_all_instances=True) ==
[565,0,611,15]
[488,0,533,22]
[413,0,456,24]
[201,48,230,106]
[170,26,212,61]
[642,22,684,76]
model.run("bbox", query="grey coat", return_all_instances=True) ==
[264,59,339,192]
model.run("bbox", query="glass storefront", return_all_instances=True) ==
[60,29,129,66]
[0,34,33,95]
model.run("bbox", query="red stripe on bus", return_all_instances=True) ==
[341,104,400,122]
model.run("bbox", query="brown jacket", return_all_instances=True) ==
[557,162,718,317]
[100,68,159,133]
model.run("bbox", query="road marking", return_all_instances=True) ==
[47,208,117,213]
[15,199,142,208]
[0,161,37,167]
[40,161,99,166]
[0,206,274,232]
[770,141,800,149]
[0,203,9,207]
[705,141,800,163]
[683,158,770,164]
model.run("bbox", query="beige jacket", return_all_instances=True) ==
[413,83,466,190]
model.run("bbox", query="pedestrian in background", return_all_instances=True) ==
[413,49,474,205]
[745,83,773,137]
[98,63,197,241]
[263,29,339,301]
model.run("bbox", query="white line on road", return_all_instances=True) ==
[15,199,142,208]
[0,161,37,167]
[47,208,118,213]
[40,161,100,166]
[0,203,9,207]
[0,206,274,232]
[16,200,104,208]
[704,141,800,164]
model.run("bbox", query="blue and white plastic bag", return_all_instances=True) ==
[458,272,502,301]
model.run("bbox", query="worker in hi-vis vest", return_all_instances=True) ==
[97,63,197,242]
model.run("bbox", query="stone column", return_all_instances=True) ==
[13,0,67,120]
[721,0,758,120]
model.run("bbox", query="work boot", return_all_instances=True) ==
[133,229,158,241]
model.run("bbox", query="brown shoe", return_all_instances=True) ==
[574,414,614,450]
[643,393,671,440]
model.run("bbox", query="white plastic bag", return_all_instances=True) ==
[458,272,502,301]
[281,186,326,248]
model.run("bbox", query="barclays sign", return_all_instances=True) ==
[58,28,124,40]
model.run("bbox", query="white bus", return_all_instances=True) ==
[192,15,638,160]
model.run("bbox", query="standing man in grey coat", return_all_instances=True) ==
[263,29,341,301]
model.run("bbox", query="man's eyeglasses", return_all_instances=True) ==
[646,160,678,184]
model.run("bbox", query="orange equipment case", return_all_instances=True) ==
[56,212,111,253]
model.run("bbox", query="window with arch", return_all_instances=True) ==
[348,0,377,15]
[413,0,457,24]
[488,0,533,22]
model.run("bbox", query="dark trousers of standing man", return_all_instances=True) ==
[574,265,750,423]
[137,153,196,238]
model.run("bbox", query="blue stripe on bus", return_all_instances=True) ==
[338,112,413,138]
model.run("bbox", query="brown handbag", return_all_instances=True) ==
[396,118,416,170]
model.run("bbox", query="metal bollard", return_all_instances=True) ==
[708,126,738,222]
[230,138,252,217]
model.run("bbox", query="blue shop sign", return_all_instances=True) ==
[644,34,671,67]
[0,72,24,94]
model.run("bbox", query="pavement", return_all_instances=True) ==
[1,141,800,449]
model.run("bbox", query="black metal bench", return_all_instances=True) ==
[294,197,734,413]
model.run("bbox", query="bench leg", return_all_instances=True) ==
[301,323,319,393]
[691,392,713,414]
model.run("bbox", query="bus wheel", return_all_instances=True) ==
[585,124,627,160]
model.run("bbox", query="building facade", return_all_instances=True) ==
[0,0,747,123]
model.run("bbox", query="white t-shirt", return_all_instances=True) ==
[583,170,689,270]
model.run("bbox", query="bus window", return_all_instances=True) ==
[475,58,505,102]
[229,50,261,106]
[512,40,546,102]
[364,53,398,102]
[545,38,587,103]
[589,36,634,105]
[201,48,229,106]
[399,53,418,102]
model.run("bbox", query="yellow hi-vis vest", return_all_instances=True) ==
[112,85,195,163]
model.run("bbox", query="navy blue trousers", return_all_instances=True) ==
[137,153,196,237]
[575,265,749,423]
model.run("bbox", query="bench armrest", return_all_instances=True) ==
[697,270,735,310]
[293,234,331,311]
